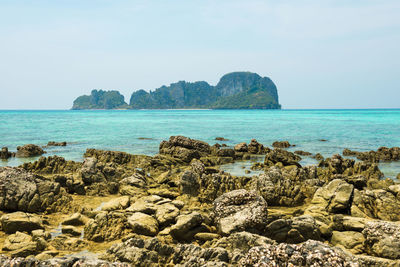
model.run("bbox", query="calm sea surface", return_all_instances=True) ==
[1,109,399,179]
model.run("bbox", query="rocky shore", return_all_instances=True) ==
[0,136,399,266]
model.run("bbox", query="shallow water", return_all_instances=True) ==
[1,109,400,179]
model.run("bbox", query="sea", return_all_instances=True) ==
[1,109,400,180]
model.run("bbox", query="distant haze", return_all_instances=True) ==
[0,0,399,109]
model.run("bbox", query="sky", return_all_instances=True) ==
[0,0,399,109]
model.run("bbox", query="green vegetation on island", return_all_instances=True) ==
[72,72,281,110]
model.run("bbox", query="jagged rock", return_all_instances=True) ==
[155,203,180,227]
[159,136,211,162]
[127,212,159,236]
[234,143,248,152]
[16,144,45,157]
[0,167,71,213]
[265,215,322,244]
[1,212,44,234]
[363,221,400,259]
[0,255,131,266]
[62,213,87,226]
[331,231,365,254]
[216,148,235,158]
[47,141,67,147]
[61,226,81,237]
[351,188,400,221]
[101,196,130,211]
[264,148,301,167]
[2,231,46,257]
[180,170,200,196]
[295,150,312,156]
[213,189,268,235]
[84,211,129,242]
[170,212,204,241]
[215,137,229,141]
[50,235,88,251]
[247,139,268,154]
[0,147,15,159]
[305,180,354,224]
[22,156,82,175]
[313,153,324,161]
[344,147,400,163]
[272,141,293,148]
[254,166,321,206]
[239,240,358,267]
[81,157,105,184]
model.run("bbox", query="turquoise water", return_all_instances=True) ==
[1,109,400,179]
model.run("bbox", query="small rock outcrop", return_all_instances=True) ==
[15,144,45,157]
[159,136,211,162]
[264,148,301,167]
[272,141,293,148]
[1,147,15,159]
[1,212,44,234]
[213,189,268,235]
[47,141,67,147]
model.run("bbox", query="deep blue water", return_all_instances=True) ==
[1,109,399,179]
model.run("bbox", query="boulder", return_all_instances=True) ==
[16,144,45,158]
[84,211,129,242]
[0,147,15,160]
[363,221,400,260]
[239,240,357,266]
[101,196,130,211]
[180,170,200,196]
[264,148,301,167]
[294,150,312,156]
[127,212,159,236]
[155,203,180,227]
[234,142,248,152]
[1,212,44,234]
[80,157,106,184]
[46,141,67,147]
[0,167,70,213]
[265,215,322,244]
[61,213,87,226]
[159,136,211,162]
[247,139,268,154]
[2,231,46,257]
[213,189,268,235]
[61,226,81,237]
[272,141,293,148]
[331,231,365,254]
[170,212,204,241]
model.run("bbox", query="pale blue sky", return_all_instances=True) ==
[0,0,399,109]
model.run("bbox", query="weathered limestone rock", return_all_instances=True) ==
[0,167,71,213]
[61,213,87,226]
[362,221,400,260]
[61,225,81,237]
[159,136,211,162]
[2,231,46,257]
[247,139,268,154]
[234,142,248,152]
[84,211,129,242]
[155,203,180,227]
[0,147,15,159]
[170,212,204,241]
[239,240,358,267]
[331,231,365,254]
[16,144,45,158]
[213,189,268,235]
[265,215,322,244]
[101,196,130,211]
[264,148,301,167]
[272,141,293,148]
[127,212,159,236]
[1,212,44,234]
[46,141,67,147]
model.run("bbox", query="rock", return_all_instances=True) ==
[0,255,130,266]
[50,235,88,251]
[61,213,87,226]
[295,150,312,156]
[155,203,180,227]
[80,157,106,184]
[215,137,229,141]
[239,240,358,266]
[47,141,67,147]
[127,212,159,236]
[213,189,268,235]
[216,148,235,158]
[264,148,301,167]
[234,142,248,152]
[313,153,324,161]
[170,212,204,241]
[265,215,322,244]
[331,231,365,254]
[3,231,45,257]
[101,196,130,211]
[1,212,44,234]
[0,167,70,213]
[351,188,400,221]
[343,148,359,157]
[16,144,45,157]
[159,136,211,162]
[61,225,81,237]
[247,139,268,154]
[363,221,400,260]
[272,141,293,148]
[180,170,200,196]
[0,147,15,159]
[305,179,354,221]
[84,211,129,242]
[347,147,400,163]
[194,232,220,242]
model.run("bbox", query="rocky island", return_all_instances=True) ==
[0,136,400,266]
[72,72,281,110]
